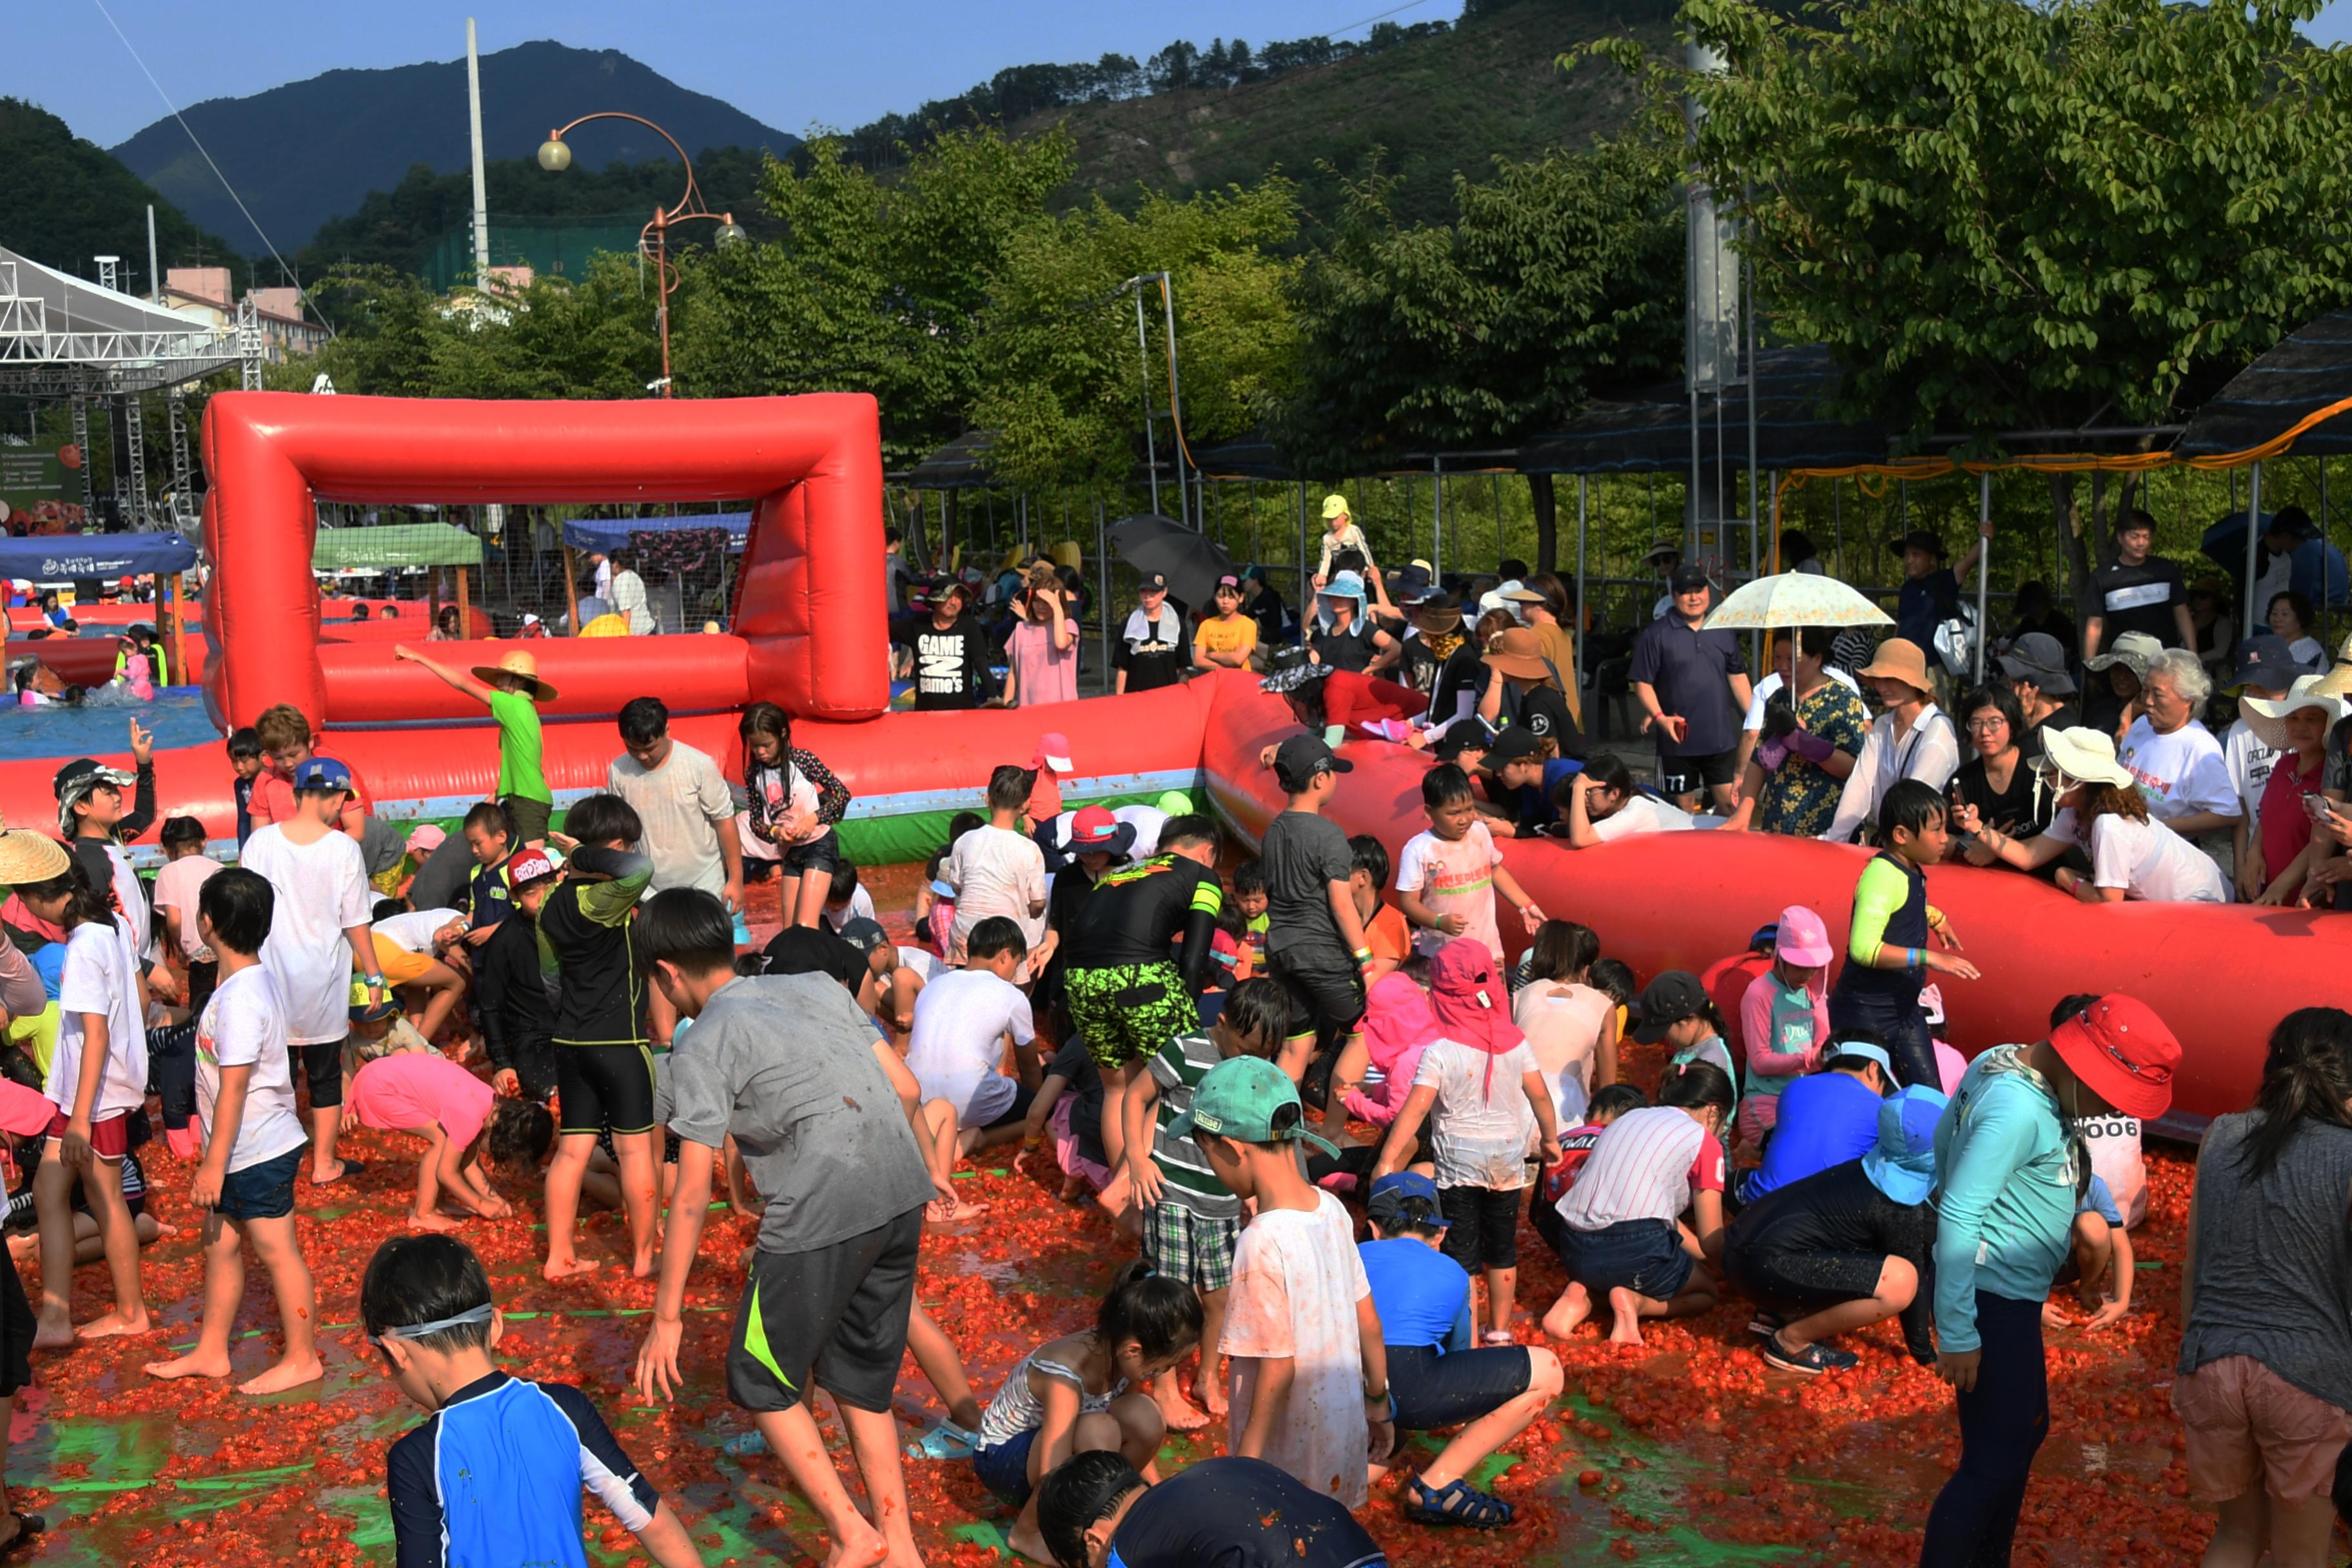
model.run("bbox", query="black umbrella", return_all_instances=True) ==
[1106,514,1235,616]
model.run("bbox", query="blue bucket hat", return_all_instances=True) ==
[1320,569,1367,604]
[1861,1084,1948,1206]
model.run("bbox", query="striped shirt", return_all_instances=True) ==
[1553,1105,1724,1233]
[1150,1032,1240,1219]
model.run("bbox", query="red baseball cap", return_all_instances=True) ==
[2048,994,2180,1121]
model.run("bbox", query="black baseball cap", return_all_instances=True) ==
[1139,571,1169,593]
[52,757,133,802]
[1479,725,1545,772]
[1631,970,1709,1043]
[1273,734,1353,792]
[760,925,865,991]
[1669,564,1711,594]
[835,917,890,956]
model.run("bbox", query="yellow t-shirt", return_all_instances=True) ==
[1193,613,1259,665]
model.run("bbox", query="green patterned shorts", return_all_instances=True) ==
[1064,960,1199,1070]
[1141,1199,1241,1293]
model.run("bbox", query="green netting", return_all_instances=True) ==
[313,524,483,571]
[421,214,649,292]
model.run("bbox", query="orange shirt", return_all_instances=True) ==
[248,757,372,839]
[1366,901,1413,968]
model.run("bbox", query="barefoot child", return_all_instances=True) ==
[366,1234,702,1567]
[240,756,389,1188]
[1543,1059,1733,1346]
[972,1262,1201,1563]
[906,917,1040,1158]
[344,1050,550,1230]
[9,834,152,1346]
[1174,1055,1393,1507]
[1370,940,1564,1344]
[143,867,322,1393]
[1395,763,1544,963]
[474,849,561,1103]
[537,794,656,1280]
[392,645,558,847]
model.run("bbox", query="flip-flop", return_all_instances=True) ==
[0,1512,45,1559]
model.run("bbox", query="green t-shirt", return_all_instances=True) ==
[486,689,551,804]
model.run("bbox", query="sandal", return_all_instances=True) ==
[904,1418,981,1461]
[0,1513,44,1559]
[1402,1476,1514,1529]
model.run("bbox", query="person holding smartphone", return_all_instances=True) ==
[2239,680,2349,905]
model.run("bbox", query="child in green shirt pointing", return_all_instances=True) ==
[395,646,558,847]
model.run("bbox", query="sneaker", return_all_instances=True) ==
[1747,1310,1785,1339]
[905,1419,981,1461]
[1759,1335,1857,1376]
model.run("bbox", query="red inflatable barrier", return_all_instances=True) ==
[1197,671,2349,1127]
[199,391,888,729]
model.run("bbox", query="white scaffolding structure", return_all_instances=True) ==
[0,247,255,529]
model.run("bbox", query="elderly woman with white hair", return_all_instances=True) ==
[2115,648,2240,841]
[1956,727,2230,903]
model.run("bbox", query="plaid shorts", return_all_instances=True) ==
[1141,1199,1241,1294]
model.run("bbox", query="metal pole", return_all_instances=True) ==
[1297,483,1308,629]
[1975,469,1993,681]
[1095,498,1112,683]
[1574,475,1589,687]
[1745,253,1759,584]
[1432,459,1444,576]
[1133,289,1160,517]
[145,205,160,302]
[1159,273,1190,529]
[2245,462,2264,637]
[466,19,491,280]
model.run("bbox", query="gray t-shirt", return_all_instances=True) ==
[666,974,931,1256]
[2180,1110,2352,1413]
[1260,809,1354,963]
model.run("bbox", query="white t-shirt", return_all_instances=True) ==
[2079,1112,2147,1229]
[608,741,736,895]
[1395,823,1505,960]
[195,963,308,1173]
[905,968,1035,1127]
[1742,667,1863,731]
[1413,1037,1541,1190]
[2289,634,2327,669]
[943,825,1047,957]
[2222,718,2282,831]
[1049,806,1171,861]
[2117,720,2237,824]
[2050,807,2230,903]
[1220,1190,1372,1509]
[1591,794,1696,843]
[50,916,149,1119]
[1513,980,1614,1126]
[894,946,941,983]
[99,839,155,966]
[241,823,375,1046]
[152,854,222,961]
[374,908,462,954]
[820,884,879,934]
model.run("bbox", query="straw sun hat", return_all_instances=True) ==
[470,649,558,701]
[0,828,71,887]
[2240,674,2351,752]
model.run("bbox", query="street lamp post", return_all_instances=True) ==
[538,113,747,397]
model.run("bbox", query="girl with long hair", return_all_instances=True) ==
[736,703,852,929]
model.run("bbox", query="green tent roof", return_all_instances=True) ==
[313,524,482,571]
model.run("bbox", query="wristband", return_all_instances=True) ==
[1353,947,1373,962]
[1908,946,1925,972]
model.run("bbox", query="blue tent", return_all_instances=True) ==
[561,512,750,554]
[0,531,199,580]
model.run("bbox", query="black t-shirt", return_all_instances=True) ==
[1897,568,1961,652]
[1110,1457,1386,1568]
[1724,1159,1934,1359]
[1508,685,1583,758]
[1311,622,1377,674]
[1426,644,1486,727]
[1246,585,1290,647]
[1045,1035,1107,1166]
[2081,558,2186,647]
[1950,753,2048,839]
[538,848,650,1048]
[912,618,989,710]
[1115,607,1190,692]
[1034,862,1099,1007]
[2020,703,2080,765]
[1260,810,1353,964]
[1066,854,1224,971]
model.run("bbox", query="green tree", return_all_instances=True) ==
[672,128,1076,467]
[1280,129,1685,567]
[1598,0,2352,591]
[0,97,248,293]
[972,181,1304,490]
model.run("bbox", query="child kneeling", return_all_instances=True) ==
[972,1262,1202,1563]
[344,1052,552,1230]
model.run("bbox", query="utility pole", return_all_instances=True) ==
[466,19,491,282]
[1132,287,1161,517]
[145,206,160,302]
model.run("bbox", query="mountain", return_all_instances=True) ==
[1023,0,1676,229]
[0,97,248,293]
[110,40,797,257]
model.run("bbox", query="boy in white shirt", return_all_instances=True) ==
[941,767,1049,964]
[239,757,389,1188]
[142,868,323,1395]
[904,919,1039,1157]
[1395,764,1544,961]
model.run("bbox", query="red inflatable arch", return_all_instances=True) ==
[200,391,888,730]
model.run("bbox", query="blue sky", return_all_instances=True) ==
[6,0,1469,150]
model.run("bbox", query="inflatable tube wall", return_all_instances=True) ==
[199,391,889,729]
[1195,671,2350,1127]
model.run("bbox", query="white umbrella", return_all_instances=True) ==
[1702,572,1893,631]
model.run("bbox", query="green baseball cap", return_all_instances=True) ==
[1166,1057,1341,1157]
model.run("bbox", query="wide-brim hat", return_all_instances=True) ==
[2048,994,2180,1121]
[1640,540,1681,566]
[1995,632,2077,695]
[0,830,70,886]
[1860,1086,1948,1206]
[1411,591,1464,633]
[1482,626,1551,682]
[2084,630,2162,681]
[471,649,558,702]
[2312,633,2352,700]
[2241,674,2350,752]
[1855,637,1934,695]
[1260,656,1331,696]
[2031,725,2136,791]
[1066,805,1138,858]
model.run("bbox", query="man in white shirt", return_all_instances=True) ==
[904,919,1038,1155]
[2118,649,2240,851]
[607,696,741,912]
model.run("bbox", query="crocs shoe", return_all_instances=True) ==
[1747,1310,1784,1339]
[1759,1335,1857,1376]
[905,1419,980,1461]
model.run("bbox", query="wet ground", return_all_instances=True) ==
[12,867,2233,1567]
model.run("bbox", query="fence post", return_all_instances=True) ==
[1574,475,1588,688]
[1096,497,1112,687]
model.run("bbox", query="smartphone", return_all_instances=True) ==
[2304,792,2335,823]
